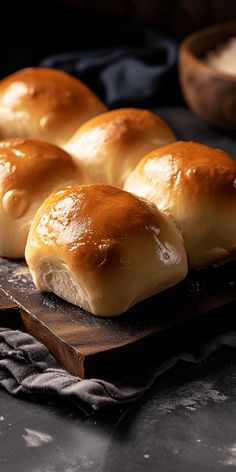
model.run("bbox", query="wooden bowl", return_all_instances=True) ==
[179,21,236,131]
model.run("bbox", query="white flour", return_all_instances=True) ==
[7,266,35,293]
[205,37,236,77]
[34,457,95,472]
[22,428,53,448]
[222,444,236,466]
[156,381,227,414]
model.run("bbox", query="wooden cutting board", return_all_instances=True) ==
[0,257,236,379]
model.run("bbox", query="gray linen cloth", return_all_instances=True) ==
[1,327,236,415]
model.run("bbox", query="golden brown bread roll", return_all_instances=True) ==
[0,138,83,258]
[64,108,176,187]
[0,68,107,146]
[25,184,187,317]
[124,140,236,270]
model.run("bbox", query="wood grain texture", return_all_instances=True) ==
[0,290,16,310]
[0,257,236,379]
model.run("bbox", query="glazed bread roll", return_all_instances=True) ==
[0,138,83,258]
[124,141,236,270]
[25,184,187,317]
[64,108,176,187]
[0,68,107,146]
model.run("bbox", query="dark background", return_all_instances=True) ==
[1,0,236,106]
[1,4,236,472]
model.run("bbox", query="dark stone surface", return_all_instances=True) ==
[1,348,236,472]
[1,108,236,471]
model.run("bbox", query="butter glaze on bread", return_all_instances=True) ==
[124,140,236,269]
[64,108,176,187]
[25,184,187,317]
[0,68,107,145]
[0,138,83,258]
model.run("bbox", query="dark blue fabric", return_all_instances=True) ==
[40,24,178,107]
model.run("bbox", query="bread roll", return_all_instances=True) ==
[124,140,236,269]
[64,108,176,187]
[0,68,107,146]
[25,184,187,317]
[0,138,83,258]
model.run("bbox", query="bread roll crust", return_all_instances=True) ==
[0,138,79,198]
[0,68,107,145]
[65,108,176,187]
[28,184,172,271]
[0,138,82,258]
[124,140,236,269]
[26,184,188,316]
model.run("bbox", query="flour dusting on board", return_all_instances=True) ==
[156,381,227,414]
[8,266,31,282]
[22,428,53,448]
[11,266,30,278]
[7,266,36,293]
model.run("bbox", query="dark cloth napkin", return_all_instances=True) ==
[1,327,236,416]
[39,22,178,107]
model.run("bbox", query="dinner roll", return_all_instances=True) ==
[0,68,107,146]
[0,138,83,258]
[124,140,236,270]
[25,184,187,317]
[64,108,176,187]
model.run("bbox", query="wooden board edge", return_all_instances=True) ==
[21,310,86,378]
[0,287,21,328]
